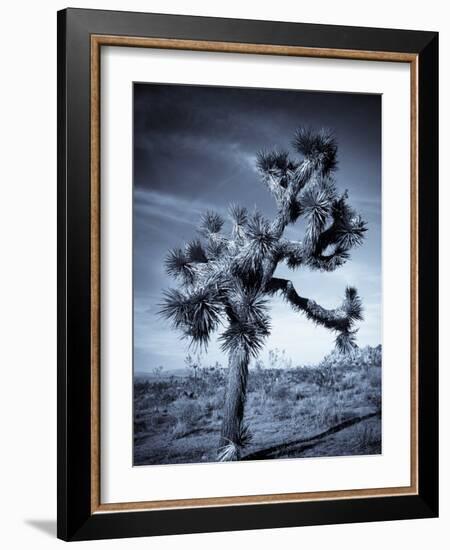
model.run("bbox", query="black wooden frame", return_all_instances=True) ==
[57,7,438,541]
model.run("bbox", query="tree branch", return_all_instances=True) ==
[265,277,362,335]
[271,160,313,238]
[277,239,304,269]
[277,239,347,272]
[308,194,367,264]
[305,244,350,272]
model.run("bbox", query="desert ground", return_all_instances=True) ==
[134,345,381,466]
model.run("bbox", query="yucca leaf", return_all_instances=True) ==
[199,210,224,236]
[334,215,368,250]
[245,211,277,255]
[306,247,350,272]
[256,150,296,178]
[217,442,238,462]
[159,288,190,328]
[343,286,363,321]
[228,203,248,227]
[227,283,270,327]
[185,239,208,263]
[220,317,270,358]
[238,422,253,446]
[335,330,358,355]
[164,248,195,283]
[293,127,338,175]
[159,287,223,349]
[301,187,332,249]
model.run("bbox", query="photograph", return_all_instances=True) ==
[132,83,382,466]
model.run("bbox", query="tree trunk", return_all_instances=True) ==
[220,347,249,459]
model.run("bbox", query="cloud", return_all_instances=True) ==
[134,188,213,227]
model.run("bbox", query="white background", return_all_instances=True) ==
[102,48,411,503]
[0,1,447,548]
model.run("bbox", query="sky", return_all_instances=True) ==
[133,83,381,373]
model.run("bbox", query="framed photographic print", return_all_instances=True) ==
[57,8,438,541]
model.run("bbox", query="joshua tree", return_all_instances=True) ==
[152,365,164,379]
[160,127,367,460]
[184,353,202,387]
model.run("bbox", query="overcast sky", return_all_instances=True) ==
[133,83,381,373]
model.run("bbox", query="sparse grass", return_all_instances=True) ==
[134,345,382,465]
[354,420,382,453]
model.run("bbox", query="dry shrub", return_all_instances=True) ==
[175,400,201,425]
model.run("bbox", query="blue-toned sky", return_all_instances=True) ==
[133,83,381,373]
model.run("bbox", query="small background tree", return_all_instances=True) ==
[160,127,367,460]
[184,353,202,388]
[152,365,164,378]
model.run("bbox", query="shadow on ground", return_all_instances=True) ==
[25,519,56,538]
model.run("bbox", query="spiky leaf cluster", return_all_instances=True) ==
[256,150,298,200]
[220,283,271,357]
[164,248,194,284]
[232,212,278,276]
[160,286,224,349]
[229,203,248,239]
[199,210,224,236]
[294,127,338,175]
[301,184,335,250]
